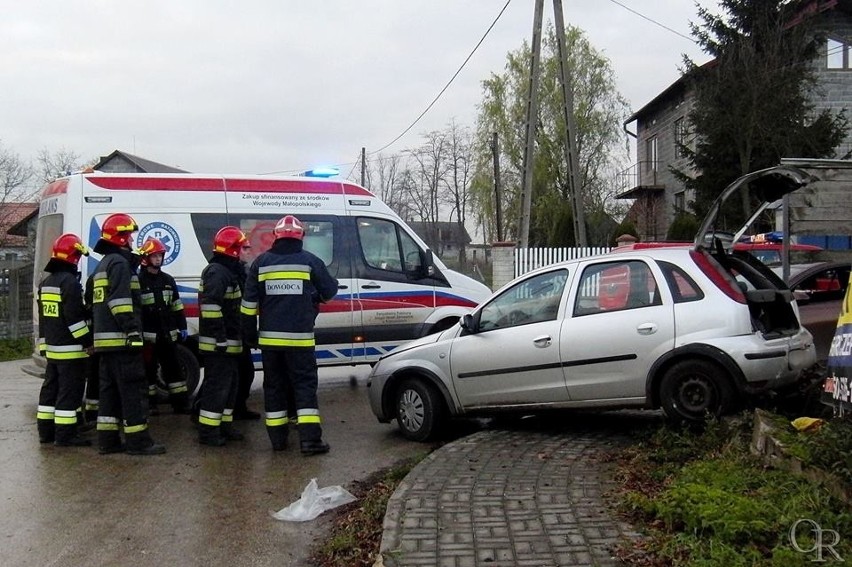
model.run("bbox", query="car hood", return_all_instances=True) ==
[381,326,454,360]
[694,165,818,250]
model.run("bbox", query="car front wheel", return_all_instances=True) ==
[394,378,444,441]
[659,359,733,422]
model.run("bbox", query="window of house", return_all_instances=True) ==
[674,191,685,213]
[674,117,688,159]
[827,38,850,69]
[645,137,658,173]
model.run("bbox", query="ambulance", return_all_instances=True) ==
[31,172,491,386]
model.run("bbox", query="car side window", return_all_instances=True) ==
[357,218,404,272]
[658,261,704,303]
[574,260,661,316]
[478,269,568,332]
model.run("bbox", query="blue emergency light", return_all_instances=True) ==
[303,167,339,178]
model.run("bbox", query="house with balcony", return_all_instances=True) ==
[618,0,852,241]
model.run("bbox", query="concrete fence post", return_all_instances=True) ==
[490,241,517,292]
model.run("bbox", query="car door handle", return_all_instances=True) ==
[533,335,552,348]
[637,323,657,335]
[338,284,348,290]
[361,283,381,289]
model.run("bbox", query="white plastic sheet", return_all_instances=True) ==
[272,478,357,522]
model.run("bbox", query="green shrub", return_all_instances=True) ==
[0,337,33,362]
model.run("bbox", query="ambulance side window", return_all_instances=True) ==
[358,218,420,273]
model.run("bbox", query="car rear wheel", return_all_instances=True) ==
[660,359,733,422]
[394,378,444,441]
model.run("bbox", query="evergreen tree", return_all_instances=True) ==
[677,0,848,230]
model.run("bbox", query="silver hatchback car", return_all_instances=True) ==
[367,166,819,440]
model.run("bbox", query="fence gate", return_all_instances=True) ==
[0,261,33,340]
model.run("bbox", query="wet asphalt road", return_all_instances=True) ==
[0,359,432,567]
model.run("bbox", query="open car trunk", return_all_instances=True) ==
[696,165,817,339]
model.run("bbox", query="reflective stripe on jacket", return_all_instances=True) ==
[91,250,143,352]
[241,239,338,350]
[37,269,91,362]
[198,259,242,355]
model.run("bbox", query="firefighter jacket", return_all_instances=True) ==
[198,255,243,355]
[90,244,143,353]
[138,268,187,343]
[37,260,91,362]
[241,238,338,349]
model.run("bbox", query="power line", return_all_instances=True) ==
[606,0,696,44]
[370,0,513,155]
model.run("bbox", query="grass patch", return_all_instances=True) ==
[311,454,429,567]
[612,414,852,566]
[0,337,33,362]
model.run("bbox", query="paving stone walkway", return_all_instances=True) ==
[379,426,643,567]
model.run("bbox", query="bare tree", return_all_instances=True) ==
[440,121,474,266]
[35,147,85,185]
[363,153,409,219]
[405,131,451,254]
[0,141,35,249]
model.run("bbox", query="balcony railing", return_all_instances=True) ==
[616,161,660,195]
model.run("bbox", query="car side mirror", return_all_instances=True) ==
[423,249,435,277]
[460,313,477,334]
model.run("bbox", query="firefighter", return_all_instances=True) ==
[196,226,248,446]
[91,213,166,455]
[137,237,189,414]
[36,233,92,446]
[241,215,338,455]
[82,271,100,424]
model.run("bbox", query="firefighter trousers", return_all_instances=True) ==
[198,352,239,441]
[261,348,322,447]
[144,335,188,410]
[37,360,86,443]
[97,350,155,451]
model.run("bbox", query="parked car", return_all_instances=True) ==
[774,261,851,361]
[368,165,820,440]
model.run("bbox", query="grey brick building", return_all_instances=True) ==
[620,0,852,241]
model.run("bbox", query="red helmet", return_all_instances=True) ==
[138,237,167,266]
[51,233,89,266]
[100,213,138,247]
[213,226,249,258]
[273,215,304,240]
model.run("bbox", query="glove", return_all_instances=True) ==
[179,329,188,342]
[214,342,228,353]
[126,332,143,349]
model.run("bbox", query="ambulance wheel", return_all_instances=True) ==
[394,378,444,441]
[175,344,202,400]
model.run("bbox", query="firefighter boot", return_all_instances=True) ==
[98,430,125,455]
[37,419,55,444]
[125,430,166,455]
[148,395,160,416]
[54,424,92,447]
[220,421,244,442]
[266,426,288,452]
[171,392,191,415]
[198,424,226,447]
[299,423,329,455]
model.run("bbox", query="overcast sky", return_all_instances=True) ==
[0,1,718,177]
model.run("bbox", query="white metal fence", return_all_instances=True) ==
[514,247,611,278]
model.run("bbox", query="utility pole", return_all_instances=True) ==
[490,132,504,242]
[519,0,544,248]
[553,0,587,247]
[360,147,366,186]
